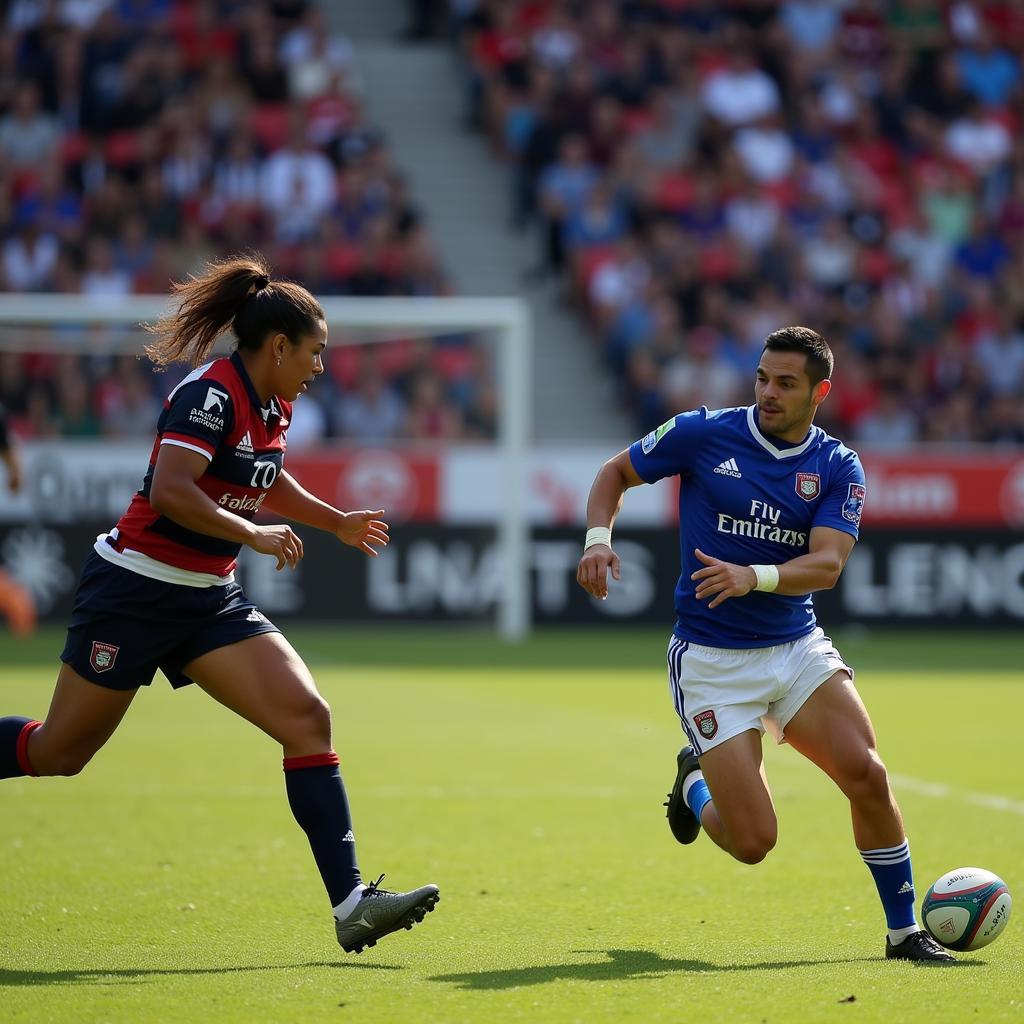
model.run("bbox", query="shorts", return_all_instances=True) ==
[61,550,280,691]
[666,627,852,755]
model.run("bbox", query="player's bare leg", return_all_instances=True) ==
[184,633,439,954]
[782,671,902,850]
[24,664,137,776]
[184,630,333,757]
[784,670,954,963]
[692,728,778,865]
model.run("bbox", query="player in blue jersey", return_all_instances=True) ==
[0,255,438,955]
[577,327,953,964]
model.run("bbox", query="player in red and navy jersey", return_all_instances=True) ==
[0,255,439,955]
[577,327,953,964]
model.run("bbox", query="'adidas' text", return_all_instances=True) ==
[714,458,742,478]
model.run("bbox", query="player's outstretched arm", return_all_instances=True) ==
[692,527,856,608]
[576,450,644,600]
[264,470,389,557]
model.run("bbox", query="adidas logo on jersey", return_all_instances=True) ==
[714,458,742,478]
[236,431,254,454]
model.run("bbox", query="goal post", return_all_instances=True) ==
[0,294,533,640]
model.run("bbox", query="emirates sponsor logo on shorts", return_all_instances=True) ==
[694,709,718,739]
[90,641,120,673]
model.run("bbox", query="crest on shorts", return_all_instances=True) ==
[795,472,820,501]
[693,709,718,740]
[90,641,119,673]
[842,483,866,525]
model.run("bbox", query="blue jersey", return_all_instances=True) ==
[629,405,865,649]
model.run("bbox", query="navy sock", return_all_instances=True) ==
[283,752,361,906]
[860,839,917,929]
[0,716,41,779]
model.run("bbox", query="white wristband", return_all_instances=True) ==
[751,564,780,593]
[584,526,613,551]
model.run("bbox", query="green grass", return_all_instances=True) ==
[1,628,1023,1023]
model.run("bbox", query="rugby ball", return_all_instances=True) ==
[922,867,1011,951]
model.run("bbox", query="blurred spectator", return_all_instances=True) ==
[459,1,1024,442]
[2,222,58,291]
[334,352,407,441]
[854,385,920,449]
[0,1,493,441]
[0,82,60,167]
[701,47,780,128]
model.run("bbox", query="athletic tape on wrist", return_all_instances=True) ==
[584,526,613,551]
[751,564,780,593]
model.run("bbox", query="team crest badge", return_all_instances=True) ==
[795,472,820,501]
[842,483,866,525]
[693,710,718,740]
[90,641,120,673]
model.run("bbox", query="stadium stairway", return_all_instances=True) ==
[336,6,632,442]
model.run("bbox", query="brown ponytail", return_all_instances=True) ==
[145,253,325,368]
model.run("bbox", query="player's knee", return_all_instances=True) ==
[730,823,778,865]
[45,747,94,777]
[288,692,332,747]
[843,748,891,805]
[860,751,892,804]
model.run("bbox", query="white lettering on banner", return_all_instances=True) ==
[235,547,302,613]
[842,543,1024,618]
[863,468,955,519]
[368,542,502,614]
[10,444,149,523]
[367,539,657,617]
[534,542,580,613]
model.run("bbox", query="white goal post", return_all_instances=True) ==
[0,294,533,640]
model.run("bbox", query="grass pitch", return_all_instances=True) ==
[1,627,1022,1024]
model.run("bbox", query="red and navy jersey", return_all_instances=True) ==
[107,352,291,579]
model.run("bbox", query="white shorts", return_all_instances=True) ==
[666,627,852,755]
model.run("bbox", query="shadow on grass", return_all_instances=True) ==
[430,947,981,990]
[0,960,402,987]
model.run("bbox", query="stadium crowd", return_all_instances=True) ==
[0,0,496,444]
[457,0,1024,446]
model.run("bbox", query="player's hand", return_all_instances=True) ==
[337,509,389,557]
[691,548,757,609]
[577,544,620,600]
[248,523,304,570]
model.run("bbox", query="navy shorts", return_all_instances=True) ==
[61,550,280,691]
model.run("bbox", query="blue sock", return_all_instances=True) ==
[0,716,41,779]
[860,840,917,929]
[684,771,713,824]
[284,752,362,907]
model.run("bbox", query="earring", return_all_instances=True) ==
[275,357,281,366]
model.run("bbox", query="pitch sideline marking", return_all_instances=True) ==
[889,773,1024,817]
